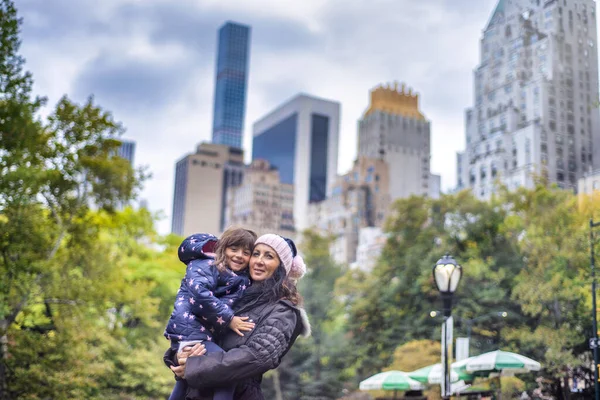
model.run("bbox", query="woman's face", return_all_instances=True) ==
[250,244,281,281]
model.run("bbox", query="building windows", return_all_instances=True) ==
[309,113,330,203]
[253,113,298,185]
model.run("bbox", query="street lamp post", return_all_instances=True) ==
[433,254,463,400]
[429,311,508,361]
[591,218,600,400]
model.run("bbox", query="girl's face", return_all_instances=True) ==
[250,244,281,281]
[224,245,252,272]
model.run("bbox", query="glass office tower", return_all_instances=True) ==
[212,22,251,149]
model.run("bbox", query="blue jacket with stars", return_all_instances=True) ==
[164,233,250,346]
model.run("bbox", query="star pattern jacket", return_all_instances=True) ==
[164,233,250,344]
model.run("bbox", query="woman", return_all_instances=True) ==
[168,233,311,399]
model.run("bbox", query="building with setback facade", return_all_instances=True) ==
[212,22,251,149]
[456,0,599,197]
[252,94,340,230]
[171,143,244,236]
[357,83,438,200]
[307,157,390,265]
[224,159,295,238]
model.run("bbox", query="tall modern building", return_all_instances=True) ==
[117,140,136,165]
[357,82,436,200]
[212,21,251,149]
[171,143,244,236]
[252,94,340,230]
[457,0,599,198]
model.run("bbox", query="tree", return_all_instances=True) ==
[3,206,184,399]
[342,192,525,380]
[0,1,149,397]
[498,183,593,399]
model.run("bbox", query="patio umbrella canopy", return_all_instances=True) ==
[454,350,541,374]
[408,363,474,384]
[359,370,426,391]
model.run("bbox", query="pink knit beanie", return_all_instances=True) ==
[254,234,306,280]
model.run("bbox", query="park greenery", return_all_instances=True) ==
[2,1,600,399]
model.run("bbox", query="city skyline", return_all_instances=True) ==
[17,0,600,234]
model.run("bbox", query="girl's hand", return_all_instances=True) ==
[228,316,255,337]
[178,343,206,363]
[170,365,185,378]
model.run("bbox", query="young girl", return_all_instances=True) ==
[164,228,257,400]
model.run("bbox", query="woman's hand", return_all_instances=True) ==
[170,343,206,378]
[229,316,255,336]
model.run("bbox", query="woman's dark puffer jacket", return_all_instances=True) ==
[178,298,310,400]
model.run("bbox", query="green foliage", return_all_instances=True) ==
[2,207,181,399]
[386,340,441,372]
[0,2,173,398]
[343,186,599,399]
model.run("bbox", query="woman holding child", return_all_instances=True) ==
[165,231,310,400]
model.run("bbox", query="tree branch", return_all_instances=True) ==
[43,298,84,306]
[47,229,65,260]
[41,192,62,227]
[3,273,43,328]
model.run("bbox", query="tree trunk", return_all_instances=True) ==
[314,333,322,382]
[0,320,8,400]
[272,368,283,400]
[562,375,570,400]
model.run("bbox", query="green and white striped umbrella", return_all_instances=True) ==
[408,363,475,384]
[454,350,541,374]
[359,370,426,391]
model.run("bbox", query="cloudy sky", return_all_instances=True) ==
[18,0,504,233]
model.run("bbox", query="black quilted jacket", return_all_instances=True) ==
[173,299,310,400]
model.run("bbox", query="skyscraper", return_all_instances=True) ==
[171,143,244,236]
[252,94,340,230]
[212,21,251,149]
[357,82,436,200]
[117,140,136,165]
[457,0,599,198]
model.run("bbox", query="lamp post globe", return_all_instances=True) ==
[433,253,463,296]
[433,253,462,400]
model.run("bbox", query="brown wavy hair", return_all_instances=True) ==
[213,227,257,272]
[281,276,303,306]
